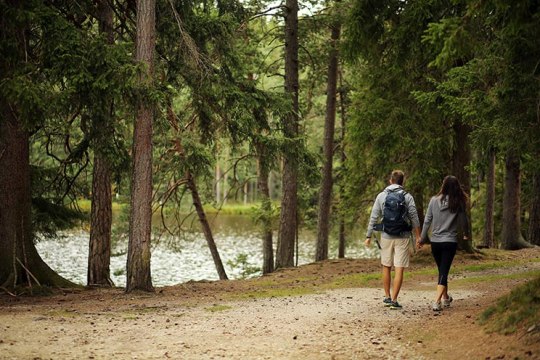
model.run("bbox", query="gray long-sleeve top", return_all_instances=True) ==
[420,195,469,243]
[366,184,421,239]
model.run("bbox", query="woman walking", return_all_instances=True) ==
[418,176,470,311]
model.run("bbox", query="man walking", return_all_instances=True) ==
[365,170,421,309]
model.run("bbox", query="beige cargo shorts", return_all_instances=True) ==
[380,237,410,268]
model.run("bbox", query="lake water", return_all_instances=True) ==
[36,214,378,287]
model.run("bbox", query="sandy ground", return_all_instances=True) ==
[1,248,539,359]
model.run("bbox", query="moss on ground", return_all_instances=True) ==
[479,275,540,335]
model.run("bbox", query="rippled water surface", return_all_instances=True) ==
[37,215,378,287]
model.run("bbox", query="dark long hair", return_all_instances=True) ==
[437,175,468,213]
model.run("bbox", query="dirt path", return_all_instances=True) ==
[0,248,539,359]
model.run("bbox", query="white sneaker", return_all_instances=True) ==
[432,302,442,311]
[442,295,453,308]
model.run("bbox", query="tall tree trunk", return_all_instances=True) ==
[126,0,155,292]
[501,150,531,249]
[481,148,496,248]
[528,171,540,246]
[337,73,347,259]
[186,172,228,280]
[88,0,114,287]
[0,0,74,289]
[255,141,274,274]
[315,21,341,262]
[452,120,474,252]
[276,0,299,269]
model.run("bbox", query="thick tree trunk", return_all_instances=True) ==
[186,172,228,280]
[126,0,155,292]
[276,0,299,269]
[501,151,531,249]
[528,171,540,246]
[88,156,114,286]
[452,120,474,252]
[0,105,76,289]
[88,0,114,287]
[316,22,341,262]
[481,148,496,248]
[0,0,74,289]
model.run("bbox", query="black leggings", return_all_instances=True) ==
[431,242,458,286]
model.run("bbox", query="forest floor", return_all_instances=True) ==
[0,247,539,360]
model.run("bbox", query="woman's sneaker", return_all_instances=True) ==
[390,301,402,310]
[432,302,442,311]
[383,297,392,307]
[442,295,453,307]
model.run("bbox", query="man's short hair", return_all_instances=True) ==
[391,170,405,185]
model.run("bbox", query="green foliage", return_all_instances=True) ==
[32,197,86,239]
[226,253,261,279]
[479,275,540,334]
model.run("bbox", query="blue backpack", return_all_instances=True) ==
[381,189,412,236]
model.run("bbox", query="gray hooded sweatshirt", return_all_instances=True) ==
[366,184,420,239]
[420,195,469,243]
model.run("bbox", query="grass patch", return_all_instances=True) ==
[323,272,380,289]
[452,270,540,286]
[454,261,521,273]
[205,305,233,312]
[75,199,126,213]
[254,276,319,288]
[203,203,259,215]
[479,275,540,335]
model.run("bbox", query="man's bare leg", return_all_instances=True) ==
[383,265,392,298]
[392,266,404,301]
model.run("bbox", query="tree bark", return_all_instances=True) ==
[452,120,474,252]
[0,104,76,289]
[315,21,341,262]
[88,0,114,287]
[501,150,531,249]
[337,73,347,259]
[256,142,274,274]
[276,0,299,269]
[0,0,75,289]
[88,155,114,286]
[481,148,496,248]
[528,171,540,246]
[186,172,228,280]
[126,0,156,292]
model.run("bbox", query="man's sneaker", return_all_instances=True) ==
[383,297,392,307]
[389,301,402,310]
[442,295,453,308]
[432,302,442,311]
